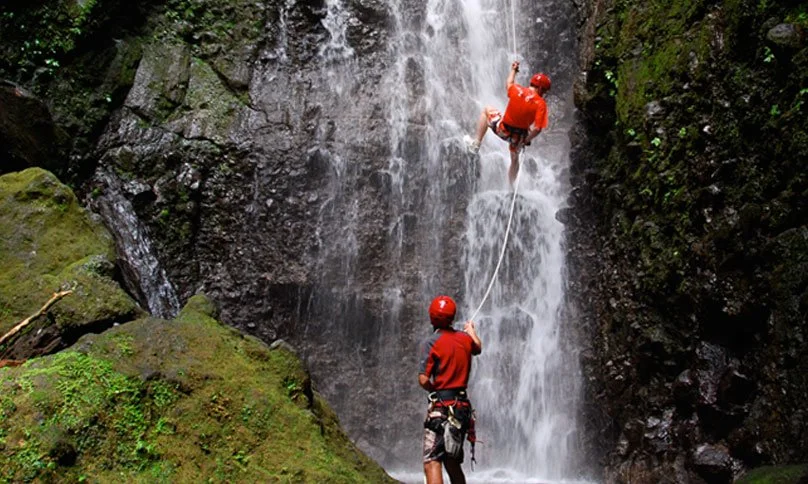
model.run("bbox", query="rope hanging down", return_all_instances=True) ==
[510,0,518,55]
[467,2,522,323]
[468,178,520,323]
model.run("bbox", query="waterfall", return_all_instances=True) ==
[383,0,589,481]
[91,169,181,319]
[300,0,590,479]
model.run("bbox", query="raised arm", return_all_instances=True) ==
[464,320,482,354]
[506,61,519,91]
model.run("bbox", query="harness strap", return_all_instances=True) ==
[428,388,468,402]
[502,122,528,136]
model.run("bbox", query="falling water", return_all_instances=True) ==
[91,169,181,319]
[296,0,589,478]
[384,0,588,480]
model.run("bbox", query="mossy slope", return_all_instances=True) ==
[0,168,141,343]
[0,294,394,483]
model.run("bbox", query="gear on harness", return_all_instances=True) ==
[425,390,478,467]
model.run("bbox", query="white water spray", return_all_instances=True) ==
[390,0,586,480]
[92,169,181,319]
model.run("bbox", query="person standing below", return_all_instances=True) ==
[466,61,551,186]
[418,295,483,484]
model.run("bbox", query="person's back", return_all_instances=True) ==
[420,327,479,391]
[502,84,548,131]
[418,295,482,484]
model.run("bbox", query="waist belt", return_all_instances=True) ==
[502,123,528,136]
[428,389,468,402]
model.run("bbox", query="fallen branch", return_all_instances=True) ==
[0,290,73,347]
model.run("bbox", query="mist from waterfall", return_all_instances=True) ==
[388,0,588,481]
[308,0,589,480]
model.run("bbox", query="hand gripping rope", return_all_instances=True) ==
[467,6,522,324]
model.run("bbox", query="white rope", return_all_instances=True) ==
[468,176,520,323]
[466,0,522,324]
[510,0,518,55]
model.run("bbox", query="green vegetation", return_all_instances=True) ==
[587,0,808,297]
[0,0,99,79]
[0,295,393,482]
[0,168,139,337]
[736,465,808,484]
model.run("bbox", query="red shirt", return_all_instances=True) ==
[502,84,548,131]
[419,328,481,390]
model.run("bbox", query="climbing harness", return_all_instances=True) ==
[425,390,477,467]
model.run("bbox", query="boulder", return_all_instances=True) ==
[0,168,142,358]
[0,295,395,482]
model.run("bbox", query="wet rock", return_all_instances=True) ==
[643,409,674,453]
[692,443,733,482]
[718,368,755,406]
[0,84,66,175]
[645,100,664,121]
[674,369,697,409]
[695,342,728,406]
[555,207,575,224]
[125,43,191,119]
[766,24,804,49]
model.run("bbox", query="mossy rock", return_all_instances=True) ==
[735,464,808,484]
[0,168,141,339]
[0,295,394,483]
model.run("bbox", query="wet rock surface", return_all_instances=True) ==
[2,0,806,480]
[570,0,808,480]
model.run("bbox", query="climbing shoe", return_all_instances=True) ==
[464,135,480,155]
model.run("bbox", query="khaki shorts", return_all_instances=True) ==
[423,408,465,463]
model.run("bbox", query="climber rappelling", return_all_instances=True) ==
[465,61,551,186]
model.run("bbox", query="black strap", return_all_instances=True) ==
[502,123,528,136]
[429,388,468,402]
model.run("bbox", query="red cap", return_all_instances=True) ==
[429,295,456,328]
[530,73,551,91]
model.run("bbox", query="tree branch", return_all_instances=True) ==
[0,290,73,347]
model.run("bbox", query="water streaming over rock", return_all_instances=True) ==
[306,0,589,480]
[91,170,181,319]
[89,0,589,478]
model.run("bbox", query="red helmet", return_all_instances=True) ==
[530,73,551,91]
[429,295,456,328]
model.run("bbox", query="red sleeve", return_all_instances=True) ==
[507,84,520,99]
[532,98,548,130]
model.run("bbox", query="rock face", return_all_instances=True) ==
[2,0,806,480]
[0,84,66,175]
[569,0,808,480]
[0,294,395,482]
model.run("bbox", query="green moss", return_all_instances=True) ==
[0,295,393,482]
[736,464,808,484]
[49,255,143,328]
[0,169,125,331]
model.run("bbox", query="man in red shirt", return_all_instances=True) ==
[418,295,483,484]
[466,61,551,186]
